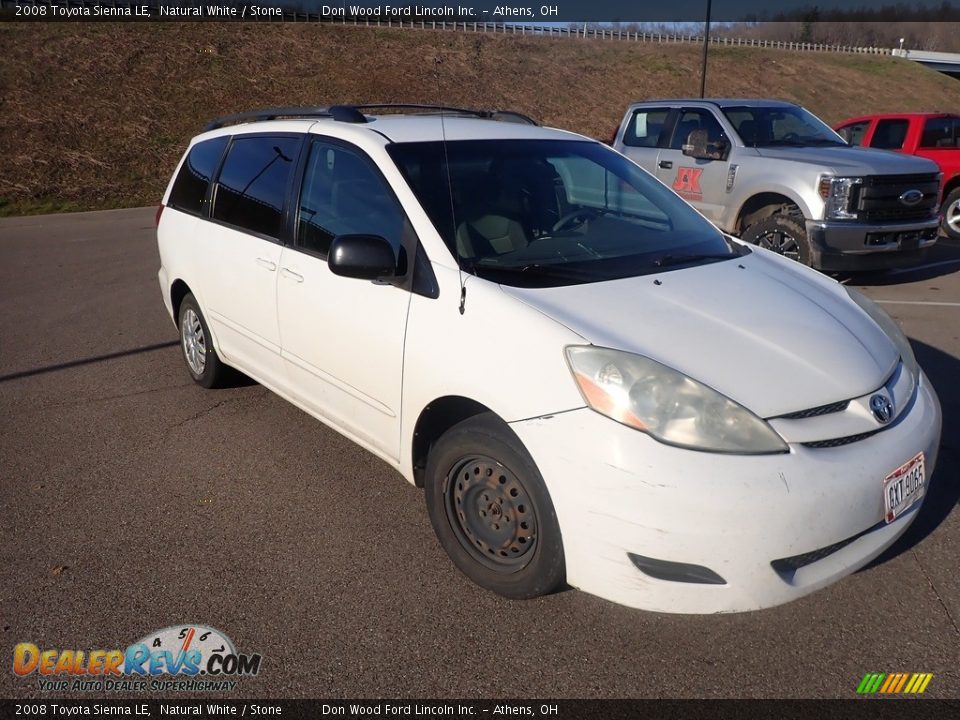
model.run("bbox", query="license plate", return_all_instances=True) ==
[883,452,925,523]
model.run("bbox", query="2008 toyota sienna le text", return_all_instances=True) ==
[156,105,941,613]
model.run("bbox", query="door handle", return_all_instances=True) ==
[280,267,304,283]
[255,257,277,271]
[659,160,673,169]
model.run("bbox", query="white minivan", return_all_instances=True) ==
[157,105,941,613]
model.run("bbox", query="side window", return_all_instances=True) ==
[920,117,958,148]
[168,136,228,216]
[670,110,726,150]
[869,119,909,150]
[837,121,870,145]
[296,141,406,259]
[212,135,300,239]
[622,109,670,148]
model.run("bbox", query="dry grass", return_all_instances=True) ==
[3,22,960,215]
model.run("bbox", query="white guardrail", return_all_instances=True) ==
[2,0,897,56]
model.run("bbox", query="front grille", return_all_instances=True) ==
[854,173,940,223]
[775,400,849,420]
[771,519,885,575]
[802,429,882,449]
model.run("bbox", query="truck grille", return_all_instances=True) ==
[854,173,940,222]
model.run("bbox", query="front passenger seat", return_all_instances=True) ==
[455,214,529,259]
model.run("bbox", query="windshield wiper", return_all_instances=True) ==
[652,253,737,268]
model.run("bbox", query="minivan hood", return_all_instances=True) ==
[754,145,939,176]
[501,251,898,418]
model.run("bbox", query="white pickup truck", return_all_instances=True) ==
[612,99,942,271]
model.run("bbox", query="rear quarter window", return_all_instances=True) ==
[212,135,300,239]
[168,136,229,216]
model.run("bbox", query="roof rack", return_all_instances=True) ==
[203,104,538,132]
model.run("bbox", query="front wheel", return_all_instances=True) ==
[942,187,960,241]
[741,214,812,266]
[424,413,565,599]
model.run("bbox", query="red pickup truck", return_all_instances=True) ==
[835,113,960,240]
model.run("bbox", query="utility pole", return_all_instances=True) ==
[700,0,713,98]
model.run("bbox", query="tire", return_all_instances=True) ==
[177,293,231,389]
[424,413,565,599]
[741,214,812,266]
[942,187,960,241]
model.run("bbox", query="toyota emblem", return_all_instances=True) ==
[870,394,894,424]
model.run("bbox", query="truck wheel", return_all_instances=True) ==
[741,215,811,266]
[424,413,565,600]
[942,188,960,241]
[178,293,231,389]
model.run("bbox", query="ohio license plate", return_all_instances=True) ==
[883,452,925,523]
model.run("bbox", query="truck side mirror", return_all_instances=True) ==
[328,234,398,280]
[682,129,729,161]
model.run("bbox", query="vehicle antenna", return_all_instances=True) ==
[435,54,467,315]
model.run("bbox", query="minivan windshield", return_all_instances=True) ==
[722,105,847,148]
[387,139,742,288]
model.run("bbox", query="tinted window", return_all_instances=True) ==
[870,119,909,150]
[837,121,870,145]
[213,136,300,238]
[296,141,407,259]
[920,117,959,148]
[670,110,727,150]
[721,105,844,147]
[168,136,228,215]
[622,109,670,148]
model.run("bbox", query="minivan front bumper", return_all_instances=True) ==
[509,372,941,614]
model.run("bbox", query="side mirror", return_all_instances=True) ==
[328,234,397,280]
[682,129,729,161]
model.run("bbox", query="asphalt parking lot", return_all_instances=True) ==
[1,207,958,699]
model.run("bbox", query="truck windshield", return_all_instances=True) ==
[387,139,741,288]
[723,106,847,148]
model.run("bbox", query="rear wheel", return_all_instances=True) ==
[741,214,811,266]
[178,293,231,388]
[425,413,565,599]
[942,187,960,241]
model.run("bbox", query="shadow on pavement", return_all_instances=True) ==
[864,339,960,569]
[0,341,178,383]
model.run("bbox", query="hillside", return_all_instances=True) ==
[3,22,960,215]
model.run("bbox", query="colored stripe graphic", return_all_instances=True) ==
[857,672,933,694]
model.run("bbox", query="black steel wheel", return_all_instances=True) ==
[741,214,812,266]
[425,413,565,599]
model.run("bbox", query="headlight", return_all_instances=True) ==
[818,175,862,220]
[845,287,919,379]
[565,346,788,454]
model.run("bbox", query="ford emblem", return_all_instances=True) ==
[870,394,894,424]
[899,189,923,206]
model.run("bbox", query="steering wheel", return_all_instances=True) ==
[551,208,597,233]
[782,132,801,143]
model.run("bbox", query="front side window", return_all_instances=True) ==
[721,105,845,148]
[296,141,406,259]
[836,121,870,146]
[920,117,958,148]
[622,108,670,148]
[168,136,228,215]
[669,110,727,150]
[387,139,738,288]
[212,136,300,238]
[870,119,910,150]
